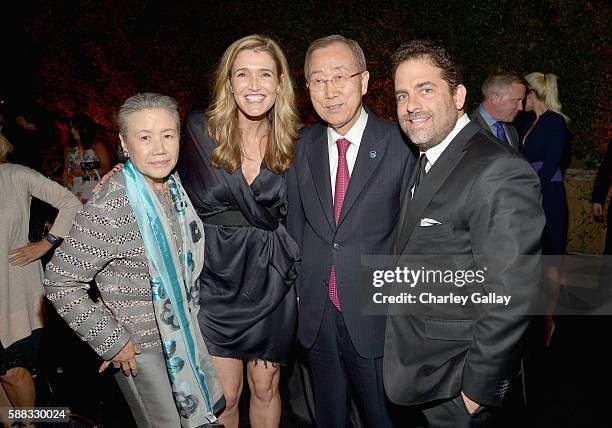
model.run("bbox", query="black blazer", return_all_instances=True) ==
[287,110,415,359]
[591,141,612,206]
[384,119,545,407]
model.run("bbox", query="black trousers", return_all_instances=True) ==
[306,298,398,428]
[605,208,612,255]
[416,395,495,428]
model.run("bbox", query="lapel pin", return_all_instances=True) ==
[369,150,377,158]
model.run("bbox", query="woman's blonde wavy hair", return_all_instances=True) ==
[525,72,570,123]
[206,34,300,174]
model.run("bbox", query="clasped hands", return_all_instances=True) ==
[99,338,142,377]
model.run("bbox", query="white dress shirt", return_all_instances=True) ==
[327,108,368,200]
[423,113,471,170]
[412,113,471,197]
[478,104,510,144]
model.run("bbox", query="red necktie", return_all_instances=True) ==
[329,138,351,310]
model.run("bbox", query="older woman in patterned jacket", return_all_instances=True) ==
[44,93,224,428]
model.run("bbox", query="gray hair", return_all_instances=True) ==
[117,93,180,137]
[304,35,367,79]
[481,70,527,100]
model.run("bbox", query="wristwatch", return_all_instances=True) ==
[45,233,62,246]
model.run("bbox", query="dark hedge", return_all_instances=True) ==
[8,0,610,166]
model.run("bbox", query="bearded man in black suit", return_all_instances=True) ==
[385,40,545,427]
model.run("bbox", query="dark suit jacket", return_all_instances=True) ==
[287,110,415,359]
[592,141,612,254]
[471,108,520,151]
[384,119,545,407]
[591,141,612,206]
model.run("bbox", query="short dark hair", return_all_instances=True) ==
[391,39,462,93]
[69,112,97,149]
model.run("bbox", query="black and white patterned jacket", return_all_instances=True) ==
[44,173,183,359]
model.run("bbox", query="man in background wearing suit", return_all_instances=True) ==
[471,69,527,150]
[287,35,415,427]
[385,40,544,427]
[592,140,612,255]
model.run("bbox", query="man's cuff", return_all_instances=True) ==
[462,364,511,407]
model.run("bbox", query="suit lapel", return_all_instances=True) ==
[505,124,519,150]
[475,110,519,150]
[305,127,335,231]
[397,120,481,254]
[473,110,489,135]
[336,117,386,227]
[396,157,420,244]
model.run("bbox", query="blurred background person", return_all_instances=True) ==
[521,72,570,256]
[518,72,571,418]
[44,93,224,428]
[521,72,570,347]
[62,112,111,203]
[592,140,612,255]
[33,115,68,263]
[471,69,527,150]
[177,35,300,428]
[2,104,66,264]
[2,102,53,171]
[0,131,80,427]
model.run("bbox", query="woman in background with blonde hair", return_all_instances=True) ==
[177,34,300,428]
[521,73,570,353]
[521,72,570,255]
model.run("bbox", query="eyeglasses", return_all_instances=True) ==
[307,71,364,91]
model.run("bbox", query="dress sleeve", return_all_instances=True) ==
[177,111,215,212]
[22,167,82,237]
[43,181,131,360]
[537,114,568,182]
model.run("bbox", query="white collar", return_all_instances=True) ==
[422,113,470,166]
[327,108,368,149]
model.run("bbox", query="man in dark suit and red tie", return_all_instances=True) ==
[385,40,545,427]
[287,35,415,427]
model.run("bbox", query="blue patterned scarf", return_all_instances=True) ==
[123,160,222,427]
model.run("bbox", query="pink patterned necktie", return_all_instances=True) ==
[329,138,351,310]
